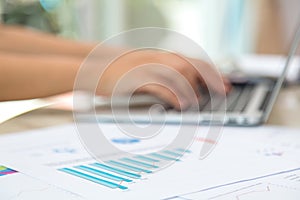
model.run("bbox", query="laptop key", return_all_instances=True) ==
[225,87,243,111]
[202,94,225,112]
[231,85,254,112]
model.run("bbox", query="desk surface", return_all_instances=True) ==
[0,86,299,134]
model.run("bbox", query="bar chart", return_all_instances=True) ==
[58,148,190,190]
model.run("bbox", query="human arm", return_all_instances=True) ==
[0,52,81,101]
[0,24,95,57]
[0,24,231,109]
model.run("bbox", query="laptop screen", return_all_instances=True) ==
[263,21,300,122]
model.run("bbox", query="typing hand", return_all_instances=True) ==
[97,50,231,110]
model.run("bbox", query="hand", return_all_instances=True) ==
[97,50,231,110]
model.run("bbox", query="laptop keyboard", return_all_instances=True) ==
[184,82,255,113]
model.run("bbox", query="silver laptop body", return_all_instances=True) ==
[81,23,300,126]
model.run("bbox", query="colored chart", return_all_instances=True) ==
[59,148,189,190]
[0,166,18,176]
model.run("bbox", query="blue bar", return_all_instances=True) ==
[74,165,132,182]
[0,169,16,173]
[163,150,183,157]
[175,148,191,153]
[59,168,127,190]
[90,163,141,179]
[135,155,160,163]
[150,153,180,161]
[120,158,158,169]
[106,161,152,174]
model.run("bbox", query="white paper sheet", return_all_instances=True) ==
[0,99,52,124]
[170,167,300,199]
[0,164,83,200]
[0,123,299,199]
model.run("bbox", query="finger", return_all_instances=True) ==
[137,84,189,111]
[154,63,201,108]
[157,52,226,97]
[156,53,201,100]
[222,75,232,93]
[188,58,229,95]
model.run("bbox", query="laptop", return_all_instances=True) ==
[80,23,300,126]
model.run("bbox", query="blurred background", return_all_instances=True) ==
[0,0,299,74]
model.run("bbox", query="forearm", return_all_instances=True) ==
[0,52,82,101]
[0,24,126,59]
[0,24,96,57]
